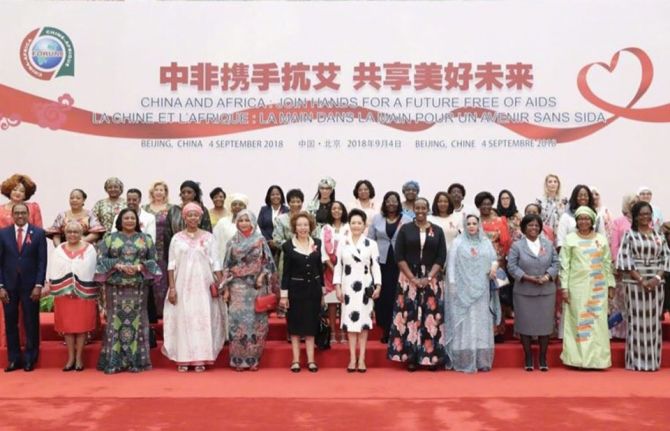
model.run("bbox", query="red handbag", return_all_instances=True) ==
[254,292,278,313]
[210,283,219,298]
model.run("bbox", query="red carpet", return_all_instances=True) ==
[3,314,670,429]
[2,369,670,430]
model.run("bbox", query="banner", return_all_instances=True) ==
[1,1,669,220]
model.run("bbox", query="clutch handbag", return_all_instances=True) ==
[255,280,278,313]
[210,283,219,298]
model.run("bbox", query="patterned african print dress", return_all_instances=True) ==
[616,230,670,371]
[46,210,106,243]
[95,232,161,373]
[222,230,278,369]
[559,232,615,369]
[91,198,126,233]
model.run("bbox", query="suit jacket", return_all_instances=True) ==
[507,236,559,296]
[0,224,48,290]
[367,213,412,264]
[258,204,289,241]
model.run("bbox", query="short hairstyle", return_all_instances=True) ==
[431,191,454,216]
[568,185,594,213]
[71,188,88,201]
[326,201,349,225]
[180,180,203,203]
[630,201,653,232]
[148,181,170,204]
[414,197,430,209]
[290,211,316,234]
[104,177,124,193]
[209,187,226,201]
[11,202,29,214]
[286,188,305,203]
[348,208,367,225]
[264,185,286,206]
[474,191,495,208]
[126,188,142,199]
[524,203,542,215]
[447,183,466,197]
[353,180,376,200]
[520,214,543,235]
[1,174,37,200]
[63,220,84,233]
[380,191,402,217]
[115,208,141,233]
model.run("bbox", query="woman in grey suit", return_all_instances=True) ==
[367,191,411,343]
[507,214,559,371]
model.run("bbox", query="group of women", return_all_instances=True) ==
[3,172,669,374]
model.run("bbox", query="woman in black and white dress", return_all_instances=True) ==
[334,209,381,372]
[616,201,670,371]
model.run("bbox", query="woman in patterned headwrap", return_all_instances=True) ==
[559,206,615,369]
[221,209,278,371]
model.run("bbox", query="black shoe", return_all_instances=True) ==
[23,363,35,372]
[4,362,22,372]
[407,363,417,372]
[75,365,85,372]
[539,358,549,372]
[380,336,389,344]
[63,363,76,372]
[524,357,534,372]
[307,362,319,373]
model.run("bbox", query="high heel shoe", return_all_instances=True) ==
[524,357,534,372]
[75,364,84,372]
[63,363,76,372]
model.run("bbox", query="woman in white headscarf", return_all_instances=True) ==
[213,193,252,260]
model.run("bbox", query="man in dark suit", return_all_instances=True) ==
[0,203,47,372]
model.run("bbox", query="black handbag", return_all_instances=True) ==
[315,308,331,350]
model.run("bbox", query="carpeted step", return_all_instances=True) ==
[3,339,670,370]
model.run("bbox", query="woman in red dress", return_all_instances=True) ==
[47,221,99,371]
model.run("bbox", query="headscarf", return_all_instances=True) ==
[181,202,203,218]
[224,192,249,215]
[446,213,499,357]
[234,209,257,238]
[402,180,420,193]
[574,206,597,223]
[637,186,652,195]
[496,189,518,218]
[319,177,336,189]
[222,209,278,289]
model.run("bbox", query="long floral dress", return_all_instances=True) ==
[95,232,161,373]
[222,228,278,369]
[143,204,172,316]
[387,223,447,367]
[162,230,225,366]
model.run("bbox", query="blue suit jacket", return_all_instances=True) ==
[258,204,289,241]
[0,224,48,290]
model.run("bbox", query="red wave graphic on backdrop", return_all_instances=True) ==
[1,47,669,143]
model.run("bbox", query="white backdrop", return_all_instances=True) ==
[1,0,669,224]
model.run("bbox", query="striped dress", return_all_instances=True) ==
[616,230,670,371]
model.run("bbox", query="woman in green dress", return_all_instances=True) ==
[559,206,615,369]
[95,208,161,374]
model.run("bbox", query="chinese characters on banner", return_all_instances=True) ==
[160,61,534,92]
